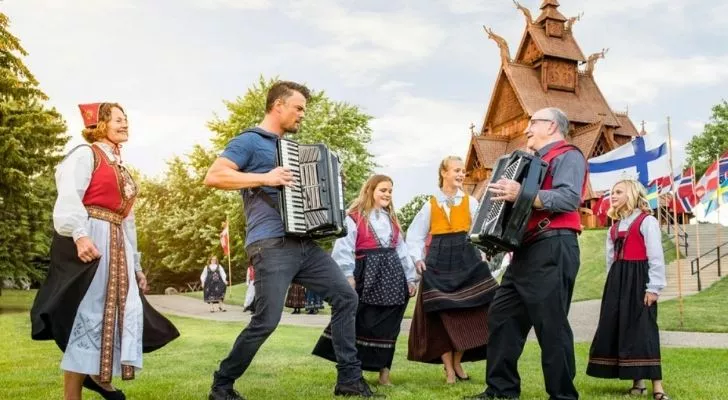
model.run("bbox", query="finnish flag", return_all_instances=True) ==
[587,135,670,192]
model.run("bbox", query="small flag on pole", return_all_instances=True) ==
[220,220,230,256]
[646,183,659,209]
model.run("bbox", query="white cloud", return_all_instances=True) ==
[187,0,271,10]
[370,93,483,170]
[282,1,447,84]
[378,80,414,92]
[439,0,504,15]
[595,55,728,105]
[578,0,683,18]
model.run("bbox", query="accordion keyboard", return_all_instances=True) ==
[484,158,522,227]
[279,139,307,234]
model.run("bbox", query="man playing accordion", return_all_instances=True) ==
[466,107,587,400]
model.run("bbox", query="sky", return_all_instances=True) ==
[3,0,727,207]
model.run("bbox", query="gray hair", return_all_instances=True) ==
[544,107,569,136]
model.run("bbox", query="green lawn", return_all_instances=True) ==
[182,229,682,314]
[1,304,726,399]
[659,276,728,332]
[572,229,682,302]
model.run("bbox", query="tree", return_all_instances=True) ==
[397,194,430,234]
[208,75,376,205]
[133,76,376,290]
[0,13,69,288]
[686,100,728,177]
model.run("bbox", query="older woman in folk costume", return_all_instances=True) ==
[313,174,417,386]
[31,103,179,400]
[201,256,228,313]
[406,156,498,384]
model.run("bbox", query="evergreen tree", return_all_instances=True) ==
[0,13,69,288]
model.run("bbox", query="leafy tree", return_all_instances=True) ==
[208,75,376,205]
[0,13,68,288]
[686,100,728,177]
[134,76,376,290]
[397,194,430,234]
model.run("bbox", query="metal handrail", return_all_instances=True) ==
[689,241,727,291]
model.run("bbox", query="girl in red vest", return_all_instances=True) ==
[313,174,417,386]
[587,179,669,400]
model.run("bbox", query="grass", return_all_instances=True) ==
[659,276,728,332]
[183,229,683,311]
[2,296,728,400]
[572,229,683,302]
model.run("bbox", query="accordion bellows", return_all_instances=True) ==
[277,139,347,239]
[469,150,547,256]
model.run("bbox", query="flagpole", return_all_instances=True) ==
[226,215,233,298]
[666,116,684,327]
[717,154,722,254]
[693,162,702,271]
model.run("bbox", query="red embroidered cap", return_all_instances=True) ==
[78,103,102,128]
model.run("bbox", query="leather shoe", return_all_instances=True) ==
[334,378,386,397]
[208,386,246,400]
[82,376,126,400]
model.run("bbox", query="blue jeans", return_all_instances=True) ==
[212,237,361,388]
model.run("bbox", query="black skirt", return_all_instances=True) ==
[203,269,227,303]
[30,233,180,353]
[587,259,662,380]
[312,248,408,371]
[420,232,497,312]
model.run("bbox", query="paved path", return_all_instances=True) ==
[147,295,728,349]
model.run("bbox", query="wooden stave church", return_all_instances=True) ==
[463,0,642,228]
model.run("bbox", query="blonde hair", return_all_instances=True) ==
[347,174,400,230]
[607,179,652,220]
[438,155,464,188]
[81,103,125,143]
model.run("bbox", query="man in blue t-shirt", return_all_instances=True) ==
[203,81,381,399]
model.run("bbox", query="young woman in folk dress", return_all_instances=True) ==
[312,174,417,386]
[406,156,498,384]
[201,256,228,312]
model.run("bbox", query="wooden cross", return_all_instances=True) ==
[469,123,476,135]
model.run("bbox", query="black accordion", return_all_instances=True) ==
[276,138,347,239]
[469,150,548,256]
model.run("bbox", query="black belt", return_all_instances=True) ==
[523,228,576,245]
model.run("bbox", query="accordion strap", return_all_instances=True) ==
[248,187,280,213]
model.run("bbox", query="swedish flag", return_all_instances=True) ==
[646,183,659,209]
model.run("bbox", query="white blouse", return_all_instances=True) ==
[606,210,666,294]
[52,142,142,271]
[405,189,479,263]
[331,209,417,283]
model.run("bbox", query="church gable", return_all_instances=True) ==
[516,33,543,65]
[489,74,524,127]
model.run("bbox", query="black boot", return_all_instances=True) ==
[82,376,126,400]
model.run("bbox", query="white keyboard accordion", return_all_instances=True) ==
[277,138,347,239]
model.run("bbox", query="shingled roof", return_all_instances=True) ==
[614,113,640,136]
[502,63,620,126]
[471,135,509,170]
[524,25,585,62]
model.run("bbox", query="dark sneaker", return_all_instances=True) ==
[208,387,246,400]
[334,378,386,397]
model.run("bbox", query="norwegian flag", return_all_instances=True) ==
[220,221,230,256]
[668,167,697,213]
